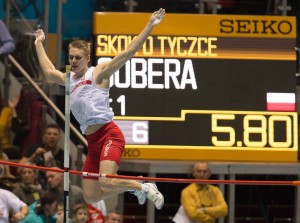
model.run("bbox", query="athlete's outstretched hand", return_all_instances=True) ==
[149,8,165,27]
[35,29,45,44]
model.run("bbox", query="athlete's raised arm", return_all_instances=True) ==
[93,8,165,88]
[34,29,66,86]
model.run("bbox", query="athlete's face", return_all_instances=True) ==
[69,47,89,76]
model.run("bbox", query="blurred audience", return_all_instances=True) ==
[13,165,45,205]
[0,186,28,223]
[19,190,59,223]
[55,201,66,223]
[0,137,15,180]
[72,203,89,223]
[106,210,122,223]
[19,123,64,168]
[46,167,85,217]
[19,123,64,188]
[13,86,45,155]
[0,94,21,159]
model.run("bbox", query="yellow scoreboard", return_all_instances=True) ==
[93,12,298,162]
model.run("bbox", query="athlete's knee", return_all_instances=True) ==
[98,177,115,189]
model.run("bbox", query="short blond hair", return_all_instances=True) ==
[69,40,91,57]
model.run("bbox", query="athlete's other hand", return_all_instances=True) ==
[35,29,45,44]
[149,8,165,27]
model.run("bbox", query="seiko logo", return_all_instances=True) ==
[103,140,112,156]
[220,19,293,35]
[123,149,141,158]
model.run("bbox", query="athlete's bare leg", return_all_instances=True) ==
[82,160,142,203]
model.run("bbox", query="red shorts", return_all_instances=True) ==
[82,121,125,180]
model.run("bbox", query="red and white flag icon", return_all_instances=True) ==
[266,92,296,111]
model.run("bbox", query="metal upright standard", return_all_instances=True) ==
[63,65,71,223]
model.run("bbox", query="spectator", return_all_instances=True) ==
[106,210,122,223]
[0,137,15,180]
[55,201,66,223]
[72,203,89,223]
[13,165,44,205]
[173,162,228,223]
[0,94,21,159]
[0,20,15,57]
[19,190,59,223]
[46,167,85,217]
[19,123,64,168]
[0,186,28,223]
[0,20,18,160]
[13,86,45,155]
[19,123,65,188]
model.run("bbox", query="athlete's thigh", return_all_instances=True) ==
[99,160,119,174]
[82,178,101,196]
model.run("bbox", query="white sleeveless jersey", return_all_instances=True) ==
[70,66,113,134]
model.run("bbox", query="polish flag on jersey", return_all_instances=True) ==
[266,93,296,111]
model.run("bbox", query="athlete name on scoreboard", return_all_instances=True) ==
[98,57,197,90]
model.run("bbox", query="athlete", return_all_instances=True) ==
[34,8,166,209]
